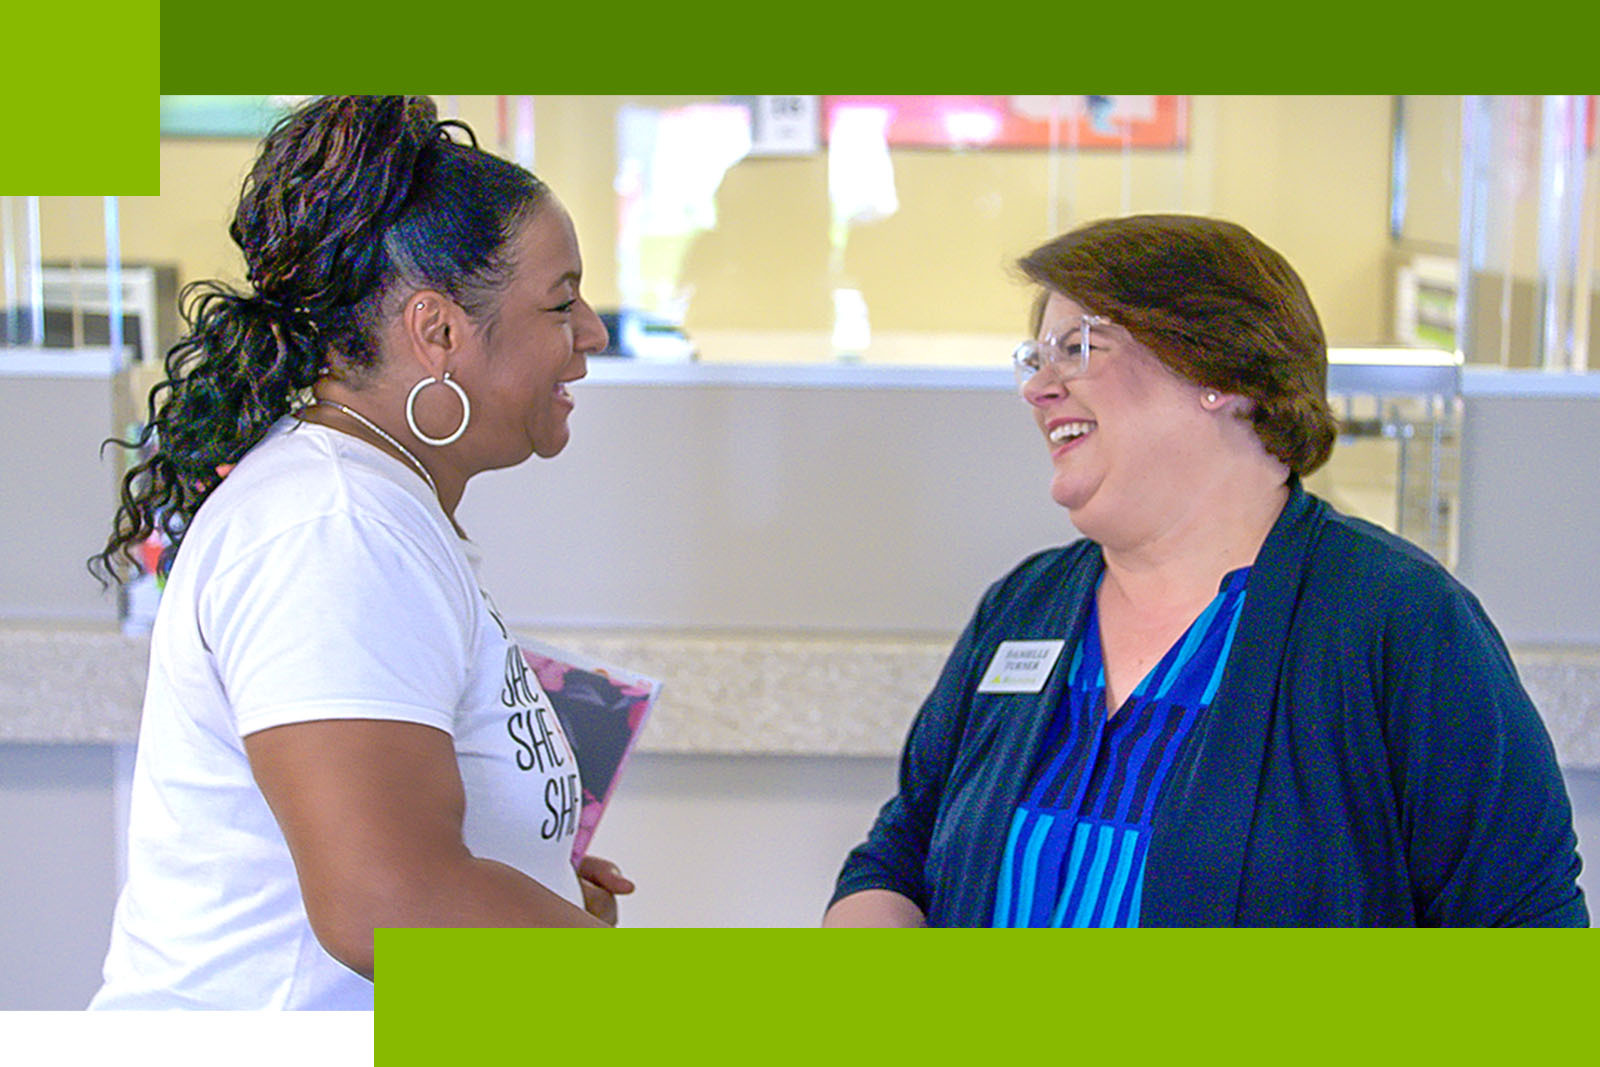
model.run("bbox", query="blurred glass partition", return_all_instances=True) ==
[1458,95,1596,370]
[1312,348,1462,568]
[595,95,1391,369]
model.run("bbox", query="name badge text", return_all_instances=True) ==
[977,640,1065,694]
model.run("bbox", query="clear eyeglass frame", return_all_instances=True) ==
[1012,314,1113,393]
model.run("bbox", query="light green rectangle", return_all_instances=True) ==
[3,5,158,194]
[376,928,1600,1064]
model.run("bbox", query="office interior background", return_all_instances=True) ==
[3,95,1599,1009]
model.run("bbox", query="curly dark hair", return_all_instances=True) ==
[91,96,549,585]
[1017,213,1338,476]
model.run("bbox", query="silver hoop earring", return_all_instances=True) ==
[405,372,471,446]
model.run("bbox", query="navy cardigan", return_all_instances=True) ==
[832,483,1588,926]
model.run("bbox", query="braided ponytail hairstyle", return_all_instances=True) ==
[92,96,548,585]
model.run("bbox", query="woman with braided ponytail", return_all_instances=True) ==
[89,96,624,1010]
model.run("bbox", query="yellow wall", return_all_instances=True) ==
[1207,95,1394,344]
[32,95,1401,361]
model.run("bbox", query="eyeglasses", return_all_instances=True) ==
[1012,314,1112,392]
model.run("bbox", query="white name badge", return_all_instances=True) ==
[977,640,1066,694]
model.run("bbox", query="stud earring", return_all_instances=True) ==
[1204,391,1219,406]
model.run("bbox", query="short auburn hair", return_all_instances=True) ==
[1017,213,1337,475]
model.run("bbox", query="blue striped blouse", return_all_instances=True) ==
[992,566,1251,928]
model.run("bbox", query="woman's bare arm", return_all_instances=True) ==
[245,718,604,978]
[822,889,927,927]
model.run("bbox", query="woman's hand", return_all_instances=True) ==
[576,854,636,926]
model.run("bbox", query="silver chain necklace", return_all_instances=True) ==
[305,399,439,501]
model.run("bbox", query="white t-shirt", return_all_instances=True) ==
[90,417,584,1010]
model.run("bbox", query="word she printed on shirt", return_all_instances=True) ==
[501,645,581,840]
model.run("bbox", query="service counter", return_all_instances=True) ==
[5,352,1600,759]
[4,622,1599,766]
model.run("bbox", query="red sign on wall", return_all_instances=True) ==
[820,95,1188,150]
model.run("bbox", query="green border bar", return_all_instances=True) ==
[153,2,1589,94]
[3,5,158,194]
[378,928,1599,1063]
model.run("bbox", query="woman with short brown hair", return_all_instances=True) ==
[827,214,1586,928]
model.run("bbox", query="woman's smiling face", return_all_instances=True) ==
[453,199,609,468]
[1021,290,1217,536]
